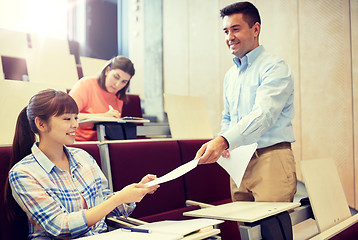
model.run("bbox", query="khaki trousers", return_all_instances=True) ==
[230,142,297,202]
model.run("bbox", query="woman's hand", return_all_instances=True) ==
[139,174,159,194]
[139,174,157,184]
[104,109,121,118]
[116,180,159,204]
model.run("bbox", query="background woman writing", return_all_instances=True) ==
[7,89,158,239]
[69,56,135,141]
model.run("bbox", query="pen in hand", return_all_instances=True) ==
[108,104,121,118]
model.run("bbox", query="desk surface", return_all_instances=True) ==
[78,117,150,128]
[183,228,220,240]
[184,201,300,223]
[78,225,220,240]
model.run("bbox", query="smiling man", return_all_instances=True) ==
[196,2,297,203]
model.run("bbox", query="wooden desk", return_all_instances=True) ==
[78,228,219,240]
[77,117,170,141]
[183,228,220,240]
[184,201,300,223]
[80,218,221,240]
[184,201,300,240]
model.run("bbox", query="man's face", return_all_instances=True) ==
[223,13,260,59]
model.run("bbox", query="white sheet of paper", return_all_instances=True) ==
[78,228,180,240]
[146,159,199,187]
[137,218,224,237]
[217,143,257,187]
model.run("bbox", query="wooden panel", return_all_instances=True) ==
[218,0,237,121]
[351,0,358,209]
[0,81,66,145]
[26,52,78,89]
[30,34,70,55]
[163,0,189,95]
[188,0,222,134]
[299,0,354,206]
[0,58,3,80]
[164,94,213,139]
[300,158,351,232]
[80,56,107,77]
[128,0,145,98]
[0,28,28,58]
[255,0,302,177]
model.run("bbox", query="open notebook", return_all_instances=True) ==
[77,116,149,124]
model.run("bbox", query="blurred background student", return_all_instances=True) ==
[69,56,135,141]
[6,89,158,239]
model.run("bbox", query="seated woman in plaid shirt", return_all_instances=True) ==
[6,89,159,239]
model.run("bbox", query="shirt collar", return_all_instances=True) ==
[31,143,81,174]
[233,45,265,68]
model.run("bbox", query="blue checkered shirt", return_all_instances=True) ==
[9,143,135,239]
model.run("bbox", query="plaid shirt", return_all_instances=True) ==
[9,143,135,239]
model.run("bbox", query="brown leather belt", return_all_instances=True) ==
[256,142,291,156]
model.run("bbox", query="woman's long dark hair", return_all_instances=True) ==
[97,56,135,103]
[4,89,78,221]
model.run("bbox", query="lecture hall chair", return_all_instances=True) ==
[107,140,199,222]
[0,146,28,240]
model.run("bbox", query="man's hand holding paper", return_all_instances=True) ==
[144,142,257,189]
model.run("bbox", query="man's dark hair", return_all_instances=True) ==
[220,1,261,27]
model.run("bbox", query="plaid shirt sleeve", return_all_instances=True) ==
[9,168,89,238]
[9,146,137,239]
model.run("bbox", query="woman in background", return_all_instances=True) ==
[7,89,158,239]
[69,56,135,141]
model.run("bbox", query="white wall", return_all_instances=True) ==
[128,0,358,208]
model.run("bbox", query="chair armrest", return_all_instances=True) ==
[310,214,358,240]
[186,200,214,208]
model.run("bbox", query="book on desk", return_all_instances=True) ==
[77,116,150,124]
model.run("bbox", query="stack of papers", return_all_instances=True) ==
[78,218,223,240]
[135,218,223,237]
[78,228,179,240]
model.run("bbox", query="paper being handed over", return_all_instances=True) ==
[145,159,199,187]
